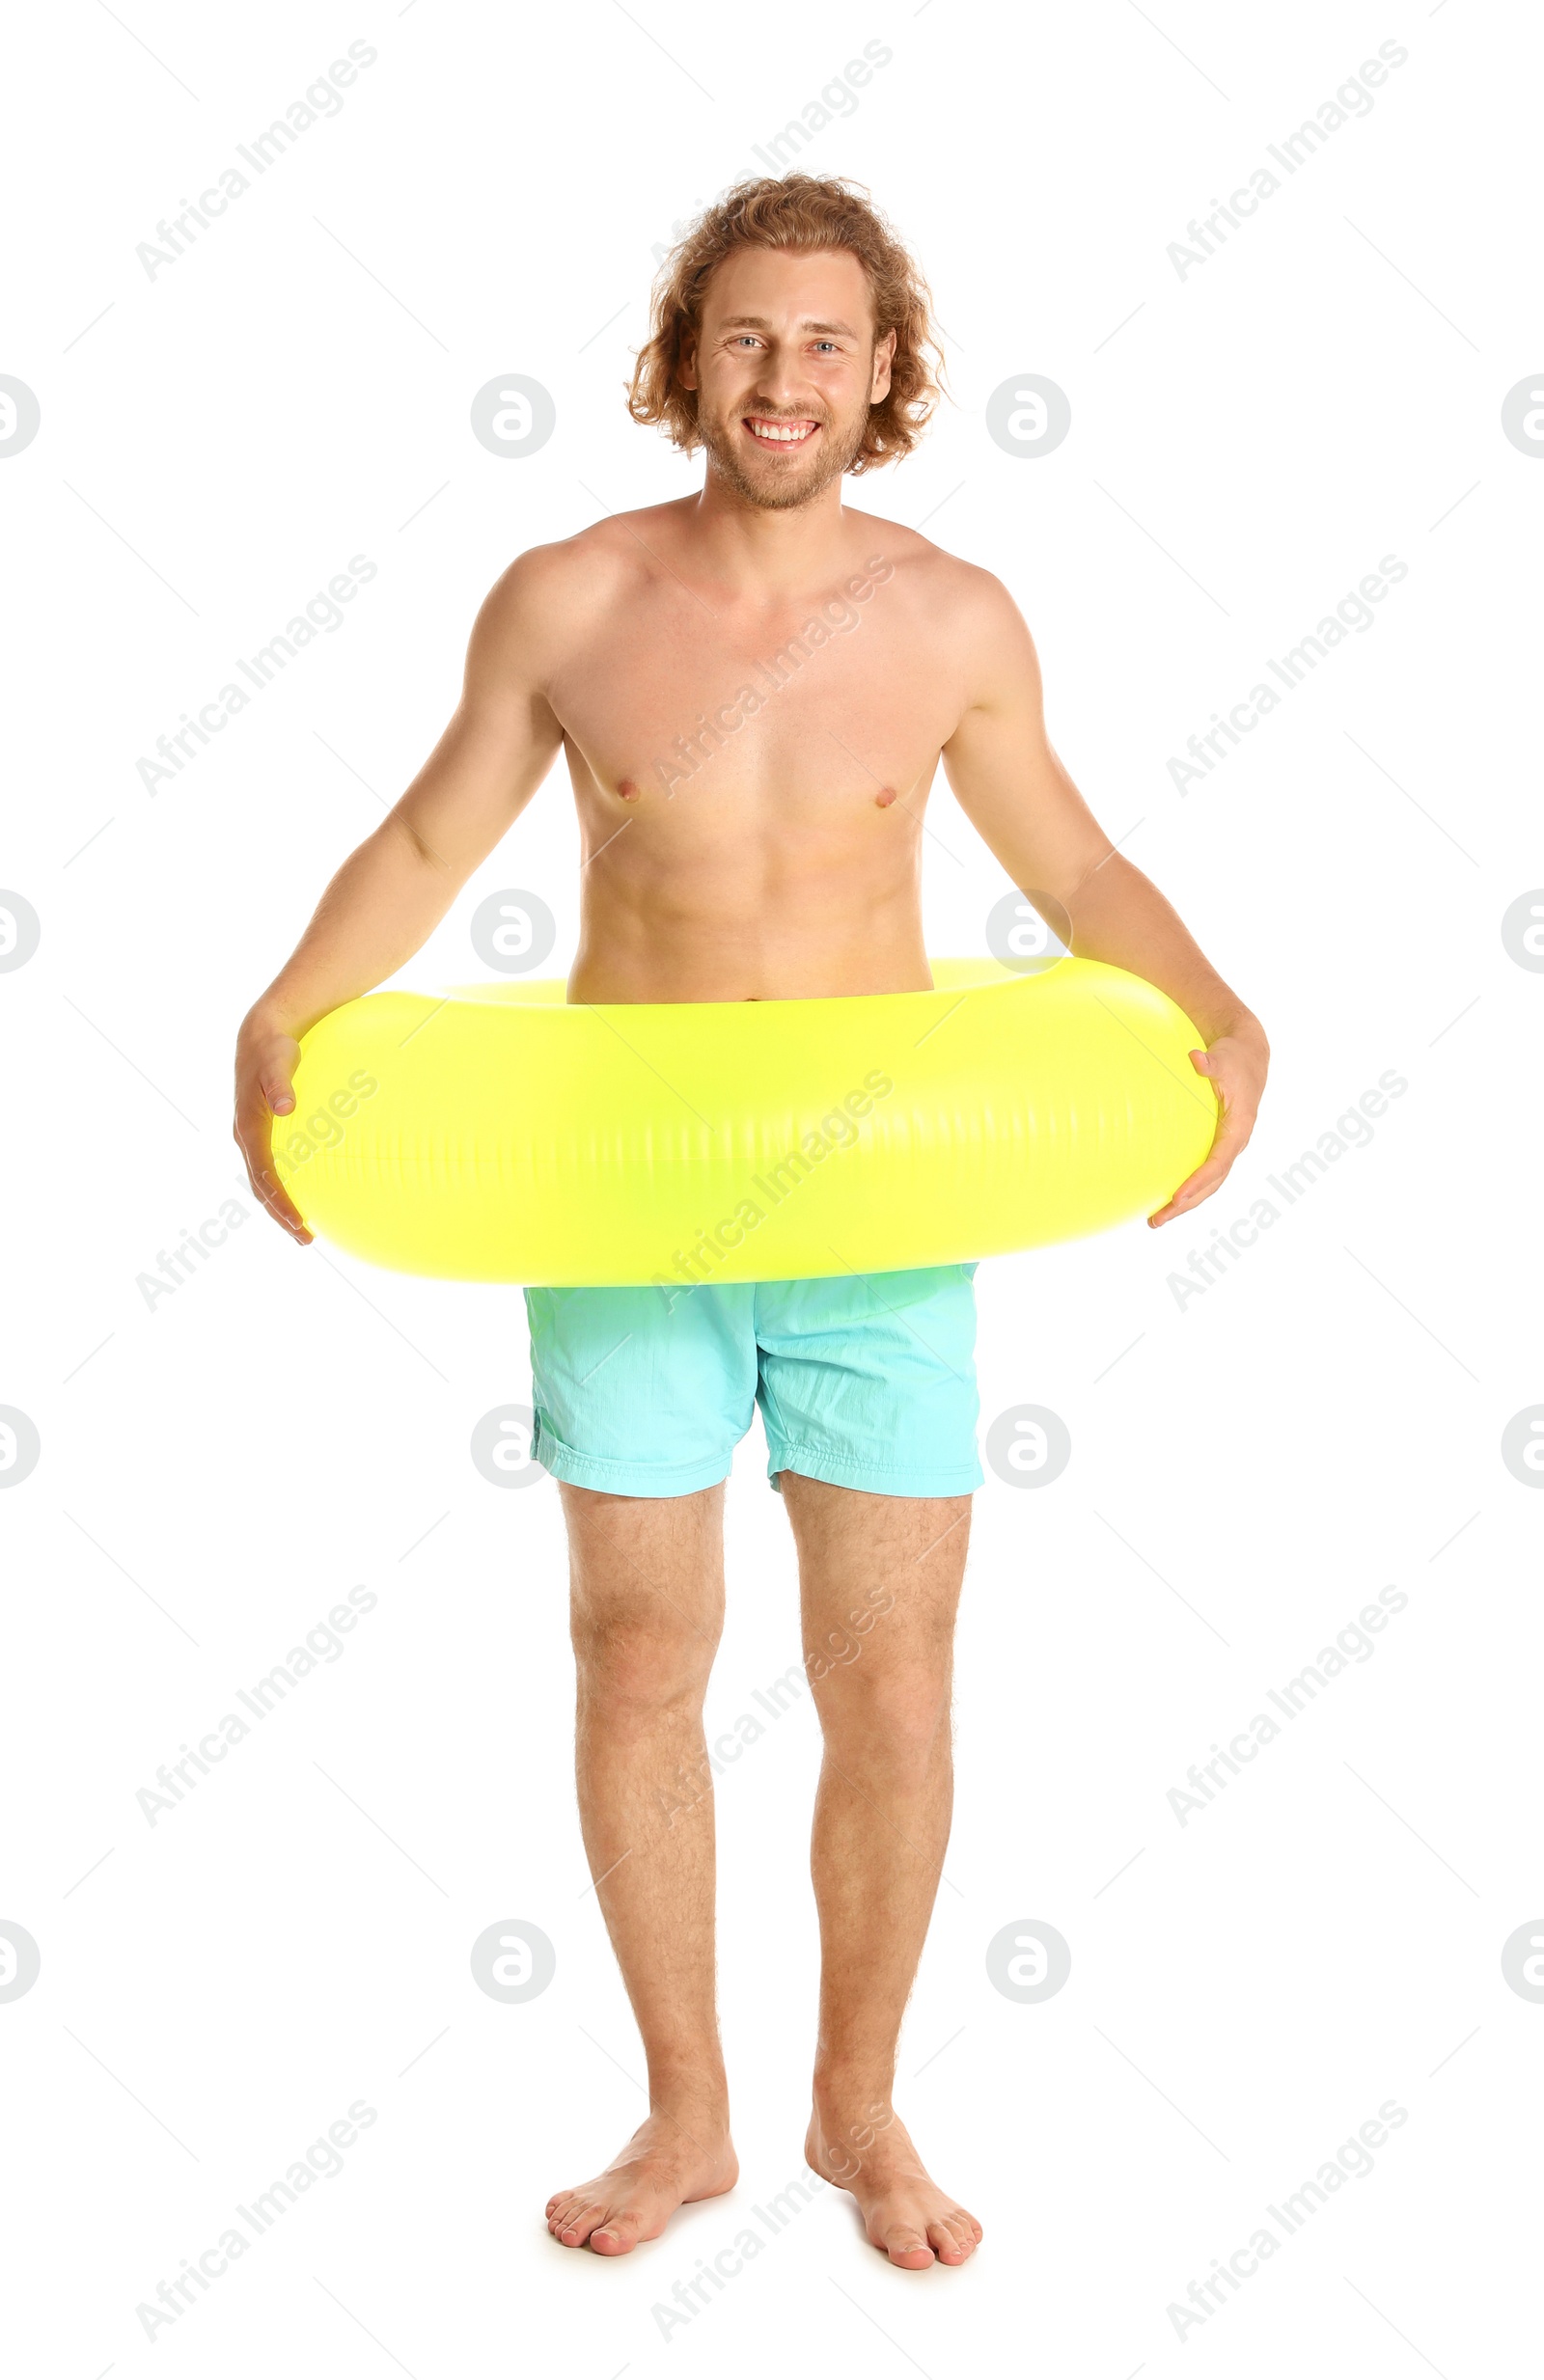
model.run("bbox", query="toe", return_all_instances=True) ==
[590,2211,641,2256]
[556,2199,603,2246]
[928,2213,976,2263]
[882,2227,935,2269]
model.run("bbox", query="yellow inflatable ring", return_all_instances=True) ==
[271,956,1217,1285]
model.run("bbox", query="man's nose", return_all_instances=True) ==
[749,351,813,409]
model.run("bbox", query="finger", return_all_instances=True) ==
[1201,1096,1258,1168]
[1148,1163,1226,1227]
[1173,1065,1254,1179]
[258,1168,313,1242]
[1193,1053,1265,1142]
[1178,1051,1225,1129]
[234,1121,313,1243]
[253,1166,312,1242]
[1150,1108,1259,1220]
[262,1072,296,1117]
[1149,1194,1195,1227]
[1191,1060,1226,1121]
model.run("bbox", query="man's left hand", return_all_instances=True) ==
[1147,1026,1270,1227]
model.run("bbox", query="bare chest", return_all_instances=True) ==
[549,562,966,815]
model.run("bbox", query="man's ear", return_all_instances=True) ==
[677,330,699,394]
[870,326,896,403]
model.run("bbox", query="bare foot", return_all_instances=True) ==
[806,2099,982,2270]
[545,2106,738,2256]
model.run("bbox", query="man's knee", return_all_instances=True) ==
[563,1481,723,1712]
[811,1655,952,1764]
[572,1595,719,1712]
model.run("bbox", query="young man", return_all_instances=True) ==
[234,176,1268,2270]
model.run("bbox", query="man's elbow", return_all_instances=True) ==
[381,809,452,874]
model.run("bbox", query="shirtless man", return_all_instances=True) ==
[234,175,1268,2271]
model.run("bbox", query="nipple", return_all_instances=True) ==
[618,777,641,803]
[874,785,897,808]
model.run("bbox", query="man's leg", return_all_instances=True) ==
[781,1474,983,2269]
[545,1479,739,2254]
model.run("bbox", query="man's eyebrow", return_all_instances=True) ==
[717,315,860,337]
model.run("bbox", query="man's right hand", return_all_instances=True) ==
[234,1015,313,1245]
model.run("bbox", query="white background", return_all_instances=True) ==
[3,1,1540,2372]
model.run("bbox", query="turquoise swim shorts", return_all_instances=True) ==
[525,1265,983,1499]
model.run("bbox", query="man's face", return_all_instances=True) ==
[681,246,896,511]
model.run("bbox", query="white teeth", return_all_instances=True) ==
[748,420,813,443]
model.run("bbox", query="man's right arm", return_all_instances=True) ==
[234,550,569,1241]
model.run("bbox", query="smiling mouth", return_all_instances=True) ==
[743,416,820,448]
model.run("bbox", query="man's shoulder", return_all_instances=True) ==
[484,508,669,618]
[846,505,1015,616]
[466,509,683,686]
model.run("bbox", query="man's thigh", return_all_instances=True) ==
[559,1479,729,1682]
[779,1476,973,1694]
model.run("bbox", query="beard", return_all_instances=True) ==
[696,401,871,511]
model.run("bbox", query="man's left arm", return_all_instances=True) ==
[939,573,1269,1227]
